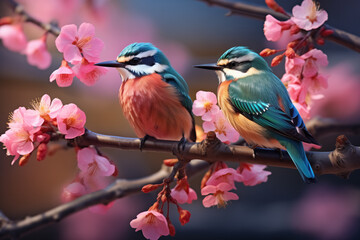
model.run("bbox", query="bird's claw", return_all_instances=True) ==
[177,136,187,153]
[140,135,157,151]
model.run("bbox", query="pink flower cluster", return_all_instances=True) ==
[0,18,51,69]
[62,147,117,214]
[0,94,86,165]
[135,175,195,239]
[51,22,107,87]
[201,162,271,208]
[193,91,239,143]
[262,0,331,119]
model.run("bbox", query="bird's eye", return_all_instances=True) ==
[227,61,238,68]
[128,57,142,65]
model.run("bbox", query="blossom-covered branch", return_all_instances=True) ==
[199,0,360,53]
[1,131,359,238]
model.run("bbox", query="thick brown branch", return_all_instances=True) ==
[199,0,360,53]
[75,129,360,176]
[7,0,60,36]
[1,130,359,238]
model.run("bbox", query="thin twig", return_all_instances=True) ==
[6,0,60,36]
[199,0,360,53]
[0,161,207,239]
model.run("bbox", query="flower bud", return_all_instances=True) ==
[260,48,278,57]
[163,158,178,167]
[36,143,47,161]
[179,209,191,225]
[271,54,284,67]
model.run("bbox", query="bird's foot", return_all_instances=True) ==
[140,135,157,151]
[178,136,187,152]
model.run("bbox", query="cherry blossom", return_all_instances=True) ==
[0,24,27,52]
[33,94,63,120]
[77,147,115,177]
[24,35,51,69]
[49,60,75,87]
[301,49,328,78]
[263,15,293,42]
[192,91,220,121]
[285,56,305,77]
[130,210,169,240]
[0,107,43,164]
[292,0,328,31]
[202,110,240,143]
[57,103,86,139]
[201,182,239,208]
[72,59,107,86]
[171,178,197,204]
[237,163,271,186]
[55,22,104,64]
[206,168,242,189]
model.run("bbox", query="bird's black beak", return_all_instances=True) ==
[95,60,126,68]
[194,64,223,71]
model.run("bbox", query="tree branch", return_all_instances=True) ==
[306,117,360,138]
[71,129,360,176]
[1,129,359,238]
[0,160,208,239]
[199,0,360,53]
[6,0,60,36]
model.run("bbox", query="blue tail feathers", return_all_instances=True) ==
[279,138,316,183]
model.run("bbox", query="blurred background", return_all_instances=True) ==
[1,0,360,239]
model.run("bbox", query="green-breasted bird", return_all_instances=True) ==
[95,42,196,143]
[195,46,318,182]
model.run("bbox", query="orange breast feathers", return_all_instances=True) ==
[217,81,283,149]
[119,73,193,141]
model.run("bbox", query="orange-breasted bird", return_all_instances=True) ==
[96,43,195,145]
[195,46,319,182]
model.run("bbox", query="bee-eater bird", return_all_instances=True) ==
[195,46,318,182]
[95,42,196,145]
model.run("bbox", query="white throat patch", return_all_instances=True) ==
[117,68,135,81]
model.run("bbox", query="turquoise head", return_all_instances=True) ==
[195,46,271,82]
[96,42,171,81]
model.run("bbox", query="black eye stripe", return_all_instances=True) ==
[226,60,251,68]
[126,56,155,66]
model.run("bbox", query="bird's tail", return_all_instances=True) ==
[279,139,316,183]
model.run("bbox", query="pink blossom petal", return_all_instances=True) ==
[78,22,95,39]
[202,195,217,208]
[202,121,216,132]
[77,147,96,171]
[63,44,83,63]
[171,189,188,204]
[0,24,27,52]
[82,37,104,63]
[94,155,115,176]
[201,185,217,195]
[16,140,34,155]
[222,191,239,201]
[55,24,77,52]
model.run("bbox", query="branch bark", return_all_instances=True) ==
[199,0,360,53]
[1,129,359,238]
